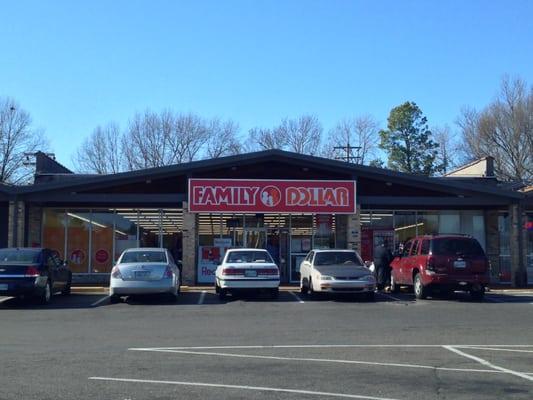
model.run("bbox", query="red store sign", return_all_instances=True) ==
[188,179,356,214]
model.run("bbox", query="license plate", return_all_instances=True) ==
[454,260,466,269]
[245,270,257,277]
[0,283,8,291]
[134,271,151,279]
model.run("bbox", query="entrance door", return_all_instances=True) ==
[244,228,290,283]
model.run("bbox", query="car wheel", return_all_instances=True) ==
[218,288,227,300]
[300,278,309,295]
[61,273,72,296]
[109,294,121,304]
[390,273,400,293]
[309,278,318,299]
[414,273,428,300]
[470,287,485,301]
[38,280,52,305]
[270,288,279,299]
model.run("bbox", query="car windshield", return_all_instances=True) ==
[431,238,485,256]
[0,249,41,263]
[121,251,167,263]
[226,251,274,263]
[314,251,363,266]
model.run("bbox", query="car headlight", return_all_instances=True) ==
[360,275,376,283]
[320,275,334,281]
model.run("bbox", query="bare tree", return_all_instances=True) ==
[432,124,459,174]
[277,115,322,155]
[122,110,168,170]
[458,76,533,181]
[171,113,209,163]
[0,97,48,183]
[326,115,380,164]
[205,118,242,158]
[246,127,287,151]
[73,122,123,174]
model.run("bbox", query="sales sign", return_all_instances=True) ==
[188,179,356,214]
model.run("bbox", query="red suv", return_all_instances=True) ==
[390,235,489,300]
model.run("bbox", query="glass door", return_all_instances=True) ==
[244,228,267,249]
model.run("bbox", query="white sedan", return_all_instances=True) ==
[299,249,376,300]
[109,248,181,303]
[215,248,280,300]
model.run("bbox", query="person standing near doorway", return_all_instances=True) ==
[374,239,393,292]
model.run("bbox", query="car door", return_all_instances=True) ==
[44,250,62,290]
[53,252,69,287]
[398,240,414,284]
[300,251,314,283]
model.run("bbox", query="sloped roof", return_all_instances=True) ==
[10,149,524,200]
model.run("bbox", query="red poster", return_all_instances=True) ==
[189,179,356,214]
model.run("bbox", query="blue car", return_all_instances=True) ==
[0,248,72,304]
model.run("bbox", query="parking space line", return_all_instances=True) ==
[129,348,509,375]
[197,291,207,305]
[457,346,533,354]
[91,295,110,307]
[288,291,305,303]
[130,344,533,351]
[89,376,401,400]
[444,345,533,383]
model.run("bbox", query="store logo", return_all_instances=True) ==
[260,186,282,207]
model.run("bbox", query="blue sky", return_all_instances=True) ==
[1,0,532,169]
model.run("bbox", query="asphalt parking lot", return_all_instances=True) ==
[1,289,533,400]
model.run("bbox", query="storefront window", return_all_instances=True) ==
[313,214,335,250]
[498,212,511,283]
[290,214,313,282]
[66,210,91,273]
[114,210,139,262]
[417,212,439,235]
[394,211,417,247]
[42,209,66,260]
[90,211,115,273]
[360,211,394,262]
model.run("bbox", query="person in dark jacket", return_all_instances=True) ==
[373,240,394,291]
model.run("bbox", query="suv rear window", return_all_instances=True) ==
[431,238,485,256]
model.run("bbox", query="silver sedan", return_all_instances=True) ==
[109,248,180,303]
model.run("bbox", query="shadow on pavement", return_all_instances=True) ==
[0,293,109,310]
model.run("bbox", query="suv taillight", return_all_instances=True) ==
[111,266,122,279]
[24,266,40,277]
[222,268,242,276]
[426,257,435,271]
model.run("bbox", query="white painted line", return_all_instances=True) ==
[197,291,206,305]
[89,376,401,400]
[130,344,533,351]
[288,291,305,303]
[129,348,505,375]
[444,345,533,383]
[457,346,533,354]
[91,295,110,307]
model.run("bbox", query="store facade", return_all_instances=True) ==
[2,150,530,286]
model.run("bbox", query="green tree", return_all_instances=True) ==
[379,102,442,175]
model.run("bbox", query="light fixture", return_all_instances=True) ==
[67,213,106,228]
